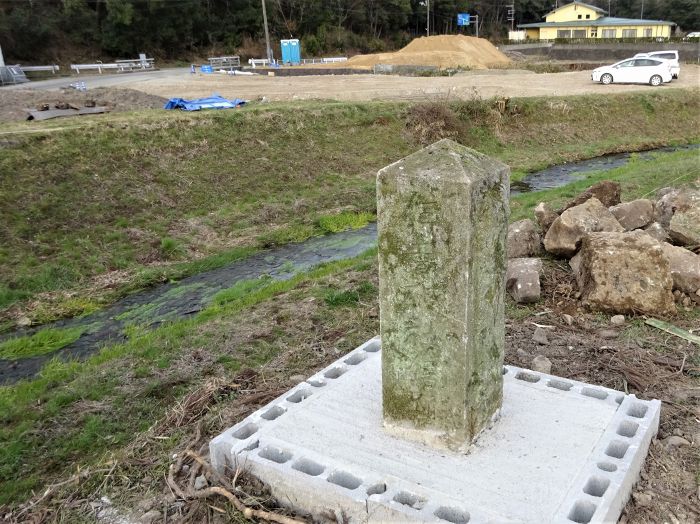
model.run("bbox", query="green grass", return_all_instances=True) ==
[0,327,84,360]
[318,211,375,233]
[0,248,377,506]
[1,90,698,326]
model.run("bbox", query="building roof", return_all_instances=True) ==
[518,16,675,28]
[543,2,607,19]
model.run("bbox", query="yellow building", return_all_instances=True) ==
[518,1,675,40]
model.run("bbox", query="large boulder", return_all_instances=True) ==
[578,231,675,315]
[506,258,542,303]
[669,205,700,246]
[544,198,624,257]
[654,188,700,230]
[660,242,700,298]
[534,202,558,233]
[559,180,621,213]
[609,199,654,231]
[507,219,543,258]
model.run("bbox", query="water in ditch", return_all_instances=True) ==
[1,144,696,383]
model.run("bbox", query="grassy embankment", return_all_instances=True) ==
[1,89,698,330]
[0,147,698,512]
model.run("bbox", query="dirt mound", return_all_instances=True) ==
[0,87,167,123]
[345,35,510,69]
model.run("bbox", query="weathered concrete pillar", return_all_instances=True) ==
[377,139,509,451]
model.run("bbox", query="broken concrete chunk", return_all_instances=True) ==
[534,202,558,233]
[532,326,549,345]
[506,257,542,303]
[559,180,621,213]
[507,219,543,258]
[531,355,552,374]
[660,242,700,298]
[578,231,675,316]
[610,314,625,325]
[609,199,654,231]
[544,198,624,257]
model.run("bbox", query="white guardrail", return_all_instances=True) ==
[19,65,60,74]
[70,58,155,74]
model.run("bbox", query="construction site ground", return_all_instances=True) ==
[1,65,699,123]
[99,65,700,102]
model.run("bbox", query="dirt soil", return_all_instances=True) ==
[341,35,510,69]
[0,87,166,122]
[124,66,700,104]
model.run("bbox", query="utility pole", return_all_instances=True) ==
[640,0,644,19]
[426,0,430,36]
[0,44,5,67]
[261,0,273,63]
[507,4,515,31]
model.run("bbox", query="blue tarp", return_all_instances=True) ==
[164,95,246,111]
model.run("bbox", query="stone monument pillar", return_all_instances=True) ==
[377,139,510,451]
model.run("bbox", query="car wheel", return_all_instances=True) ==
[601,73,613,85]
[650,75,662,86]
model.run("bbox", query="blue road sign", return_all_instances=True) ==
[457,13,470,26]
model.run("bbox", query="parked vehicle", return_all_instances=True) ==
[634,50,680,79]
[684,32,700,40]
[591,58,672,86]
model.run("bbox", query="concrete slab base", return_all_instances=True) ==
[210,337,660,523]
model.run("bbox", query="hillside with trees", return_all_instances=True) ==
[0,0,697,63]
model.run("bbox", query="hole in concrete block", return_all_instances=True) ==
[515,371,540,383]
[597,462,617,472]
[327,471,362,490]
[567,500,597,523]
[502,367,508,375]
[261,405,286,421]
[434,506,470,523]
[626,403,648,418]
[393,491,427,510]
[582,387,608,400]
[232,423,258,440]
[583,476,610,497]
[548,379,573,391]
[344,353,366,365]
[307,378,326,387]
[366,483,387,496]
[363,340,380,353]
[258,446,292,464]
[323,367,346,379]
[617,420,639,438]
[292,458,324,476]
[244,440,259,451]
[604,440,629,459]
[615,394,624,404]
[286,389,312,403]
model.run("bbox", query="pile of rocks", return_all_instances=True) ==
[507,181,700,315]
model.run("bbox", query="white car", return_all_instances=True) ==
[591,58,672,86]
[634,51,680,79]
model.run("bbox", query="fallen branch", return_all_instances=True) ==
[168,450,305,524]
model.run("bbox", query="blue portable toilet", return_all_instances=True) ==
[280,39,301,65]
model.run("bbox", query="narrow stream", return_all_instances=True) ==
[1,144,696,384]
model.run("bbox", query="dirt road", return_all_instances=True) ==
[124,65,700,102]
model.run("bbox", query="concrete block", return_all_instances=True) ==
[211,337,660,524]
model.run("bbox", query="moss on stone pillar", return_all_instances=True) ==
[378,139,509,451]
